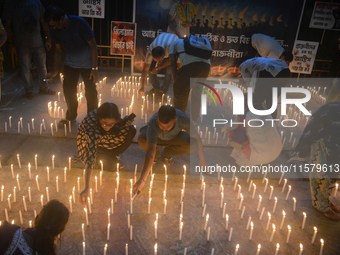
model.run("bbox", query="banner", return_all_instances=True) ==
[110,22,136,56]
[79,0,105,19]
[309,1,340,31]
[134,0,305,76]
[290,40,319,74]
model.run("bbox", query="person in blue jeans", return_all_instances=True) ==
[45,6,99,127]
[3,0,55,100]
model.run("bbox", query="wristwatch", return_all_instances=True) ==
[92,67,98,71]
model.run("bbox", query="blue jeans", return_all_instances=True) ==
[16,46,48,93]
[149,58,172,93]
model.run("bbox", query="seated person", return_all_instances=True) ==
[0,200,69,255]
[133,105,206,194]
[76,103,136,201]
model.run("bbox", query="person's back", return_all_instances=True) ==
[251,33,284,59]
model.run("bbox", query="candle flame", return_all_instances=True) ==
[320,239,324,244]
[288,225,291,230]
[236,244,239,249]
[238,7,248,19]
[272,224,276,230]
[300,243,303,249]
[258,244,261,249]
[314,226,317,231]
[283,210,286,216]
[276,243,280,249]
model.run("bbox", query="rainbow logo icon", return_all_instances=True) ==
[196,82,222,106]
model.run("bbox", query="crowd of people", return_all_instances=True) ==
[0,0,339,253]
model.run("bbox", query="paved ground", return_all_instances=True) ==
[0,73,339,254]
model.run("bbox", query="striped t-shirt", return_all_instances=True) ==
[145,33,179,64]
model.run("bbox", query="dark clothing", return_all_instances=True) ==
[173,62,210,121]
[138,125,196,159]
[63,65,97,121]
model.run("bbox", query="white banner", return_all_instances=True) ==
[79,0,105,19]
[290,40,319,74]
[309,1,340,31]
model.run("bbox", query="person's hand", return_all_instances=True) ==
[89,70,99,83]
[151,68,158,75]
[138,88,145,97]
[46,72,57,82]
[133,178,145,197]
[79,187,89,206]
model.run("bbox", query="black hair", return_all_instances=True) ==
[33,200,69,255]
[97,103,121,120]
[151,46,165,59]
[158,105,176,124]
[45,6,65,22]
[280,51,293,63]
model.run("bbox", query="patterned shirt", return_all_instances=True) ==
[145,33,179,64]
[76,109,132,169]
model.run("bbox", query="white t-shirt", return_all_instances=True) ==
[145,33,179,64]
[251,33,284,59]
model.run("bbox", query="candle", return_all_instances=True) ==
[260,207,265,220]
[154,220,158,239]
[280,210,286,229]
[9,116,12,128]
[46,167,50,182]
[334,183,339,198]
[154,243,157,255]
[36,175,40,191]
[264,178,268,193]
[19,210,23,225]
[95,176,98,193]
[164,199,167,214]
[52,155,55,169]
[28,187,31,202]
[107,223,110,240]
[270,224,276,242]
[234,177,238,191]
[202,203,206,217]
[293,197,296,212]
[11,164,14,179]
[311,226,317,244]
[202,182,206,207]
[237,185,241,199]
[286,185,292,200]
[5,208,8,221]
[115,188,118,203]
[207,226,211,241]
[240,206,246,219]
[204,213,209,230]
[69,157,71,171]
[148,198,152,214]
[83,242,85,255]
[286,225,291,243]
[17,154,21,169]
[249,222,254,240]
[46,187,50,202]
[64,167,67,183]
[299,243,303,255]
[225,214,229,230]
[273,197,278,213]
[320,239,324,255]
[275,243,280,255]
[282,179,287,193]
[0,185,3,202]
[257,195,262,211]
[234,244,239,255]
[35,154,37,170]
[23,196,27,211]
[104,244,107,255]
[29,220,32,228]
[228,227,233,241]
[246,216,252,230]
[13,187,16,202]
[266,212,271,230]
[269,186,274,200]
[238,193,243,210]
[179,221,183,240]
[56,176,59,193]
[222,203,226,218]
[248,180,253,192]
[40,195,44,207]
[130,225,133,240]
[84,208,89,226]
[8,195,11,210]
[68,195,72,213]
[82,223,85,241]
[256,244,261,255]
[220,192,224,208]
[50,123,54,136]
[302,212,307,229]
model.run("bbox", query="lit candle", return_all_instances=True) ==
[17,154,21,169]
[46,187,50,202]
[334,183,339,198]
[204,213,209,230]
[202,203,206,217]
[269,186,274,200]
[46,167,50,182]
[104,244,107,255]
[28,187,31,202]
[8,195,11,210]
[35,154,37,170]
[257,195,262,211]
[82,223,85,241]
[148,198,152,214]
[299,243,303,255]
[40,195,44,207]
[249,222,254,240]
[273,197,278,213]
[64,167,67,183]
[95,176,98,193]
[264,178,268,193]
[238,193,243,210]
[320,239,324,255]
[256,244,261,255]
[179,222,183,240]
[228,227,233,241]
[270,224,276,242]
[275,243,280,255]
[154,243,157,255]
[234,177,238,191]
[220,192,224,208]
[50,123,54,136]
[285,185,292,200]
[52,155,55,169]
[0,185,3,202]
[82,242,85,255]
[311,226,317,244]
[266,212,271,230]
[280,210,286,229]
[286,225,291,243]
[56,176,59,193]
[69,157,71,171]
[19,210,23,225]
[246,216,252,230]
[84,208,89,226]
[237,185,241,199]
[164,199,167,214]
[115,188,118,203]
[11,164,14,179]
[282,179,287,193]
[293,197,296,212]
[240,206,246,219]
[130,225,133,240]
[36,175,40,191]
[13,187,16,202]
[302,212,307,229]
[222,203,226,218]
[234,244,239,255]
[225,214,229,230]
[107,223,110,240]
[154,220,158,239]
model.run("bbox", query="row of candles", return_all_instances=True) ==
[1,159,336,255]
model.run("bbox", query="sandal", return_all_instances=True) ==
[39,88,56,95]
